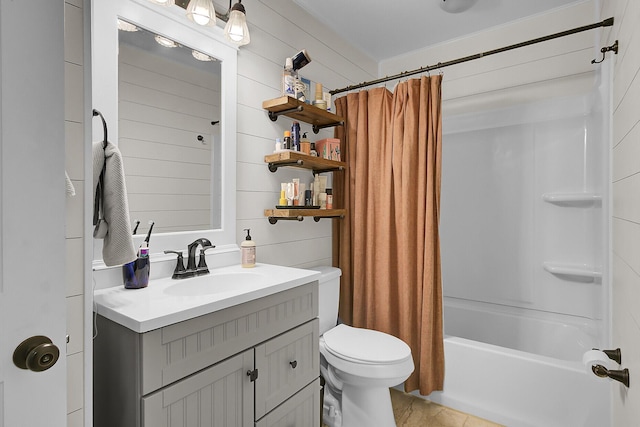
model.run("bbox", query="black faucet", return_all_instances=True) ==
[165,239,215,280]
[187,238,215,276]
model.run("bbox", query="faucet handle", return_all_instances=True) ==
[196,245,216,275]
[164,250,187,279]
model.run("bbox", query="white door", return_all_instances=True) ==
[0,1,67,426]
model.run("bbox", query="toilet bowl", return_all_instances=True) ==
[312,266,415,427]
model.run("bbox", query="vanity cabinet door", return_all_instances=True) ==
[142,349,254,427]
[255,319,319,419]
[255,378,321,427]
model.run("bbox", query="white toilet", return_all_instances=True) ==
[313,266,415,427]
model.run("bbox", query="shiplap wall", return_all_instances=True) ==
[600,0,640,424]
[380,1,599,115]
[64,0,86,426]
[118,43,220,234]
[229,0,377,268]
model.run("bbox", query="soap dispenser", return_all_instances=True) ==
[241,228,256,268]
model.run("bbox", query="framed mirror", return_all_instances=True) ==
[118,23,222,234]
[92,0,238,265]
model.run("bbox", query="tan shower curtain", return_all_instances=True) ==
[333,75,444,395]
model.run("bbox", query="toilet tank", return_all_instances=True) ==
[312,266,342,335]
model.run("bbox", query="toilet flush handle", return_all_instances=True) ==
[290,360,298,369]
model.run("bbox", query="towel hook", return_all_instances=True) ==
[592,40,618,64]
[92,109,108,149]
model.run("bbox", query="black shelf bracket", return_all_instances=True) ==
[268,216,304,224]
[312,166,344,176]
[268,159,304,172]
[313,214,345,222]
[312,121,344,134]
[268,106,304,122]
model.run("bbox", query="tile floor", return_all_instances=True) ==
[323,388,504,427]
[389,389,503,427]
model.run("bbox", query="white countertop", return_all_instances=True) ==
[93,263,321,333]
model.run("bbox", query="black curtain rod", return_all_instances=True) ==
[330,17,615,96]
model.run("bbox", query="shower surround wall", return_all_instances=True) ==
[434,69,611,426]
[440,92,608,357]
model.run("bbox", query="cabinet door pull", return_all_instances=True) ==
[289,360,298,369]
[247,369,259,382]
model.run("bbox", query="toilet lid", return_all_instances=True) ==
[322,324,411,364]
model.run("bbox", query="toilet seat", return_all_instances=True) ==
[322,324,412,365]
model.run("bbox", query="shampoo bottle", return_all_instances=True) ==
[241,228,256,268]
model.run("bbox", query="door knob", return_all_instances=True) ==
[13,336,60,372]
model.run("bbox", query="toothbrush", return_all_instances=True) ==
[132,219,140,235]
[143,220,154,248]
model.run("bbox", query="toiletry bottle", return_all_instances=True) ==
[282,57,295,97]
[283,131,292,150]
[310,141,317,157]
[292,178,300,206]
[279,183,287,206]
[326,188,333,209]
[300,132,311,154]
[292,121,300,151]
[275,137,283,152]
[313,175,321,205]
[241,228,256,268]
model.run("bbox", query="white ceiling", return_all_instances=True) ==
[293,0,583,62]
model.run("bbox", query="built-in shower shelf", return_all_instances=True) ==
[542,262,601,281]
[542,193,601,206]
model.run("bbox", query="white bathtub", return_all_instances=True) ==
[420,298,611,427]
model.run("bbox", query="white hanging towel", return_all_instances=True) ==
[93,141,136,266]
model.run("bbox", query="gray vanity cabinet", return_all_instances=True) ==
[94,282,320,427]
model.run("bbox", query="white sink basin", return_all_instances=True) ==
[163,272,264,297]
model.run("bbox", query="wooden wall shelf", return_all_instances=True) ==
[264,151,346,174]
[264,209,346,224]
[262,96,344,133]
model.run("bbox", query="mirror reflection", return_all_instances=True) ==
[118,22,222,235]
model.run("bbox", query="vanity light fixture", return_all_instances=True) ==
[223,0,250,46]
[149,0,251,46]
[186,0,216,27]
[117,19,138,32]
[154,35,178,48]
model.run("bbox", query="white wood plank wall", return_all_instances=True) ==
[118,43,220,234]
[226,0,377,268]
[379,1,599,115]
[600,0,640,424]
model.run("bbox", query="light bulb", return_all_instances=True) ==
[186,0,216,27]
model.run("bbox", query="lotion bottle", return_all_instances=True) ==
[241,228,256,268]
